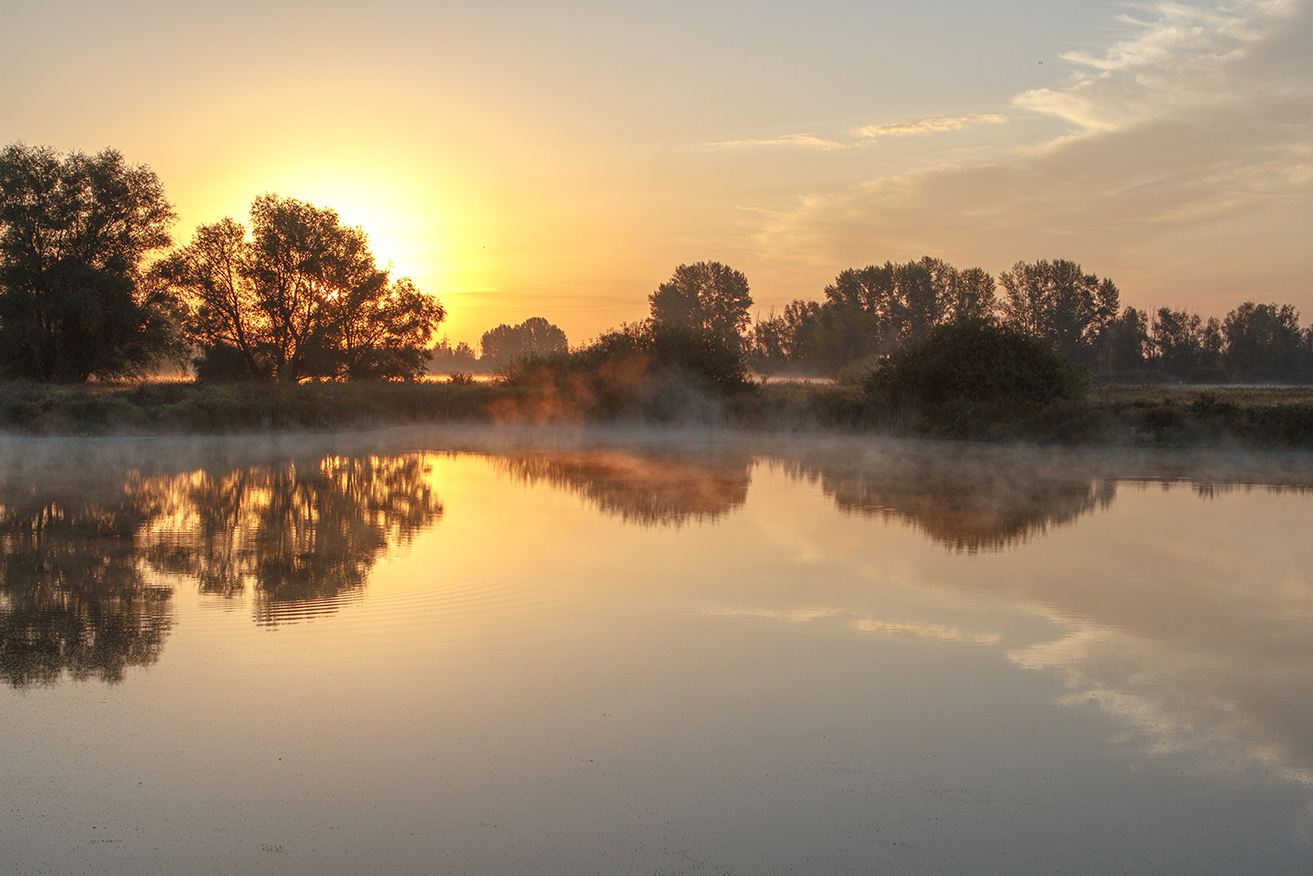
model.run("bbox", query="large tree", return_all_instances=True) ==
[0,144,180,381]
[998,259,1119,367]
[1221,301,1310,380]
[160,194,444,382]
[649,261,753,352]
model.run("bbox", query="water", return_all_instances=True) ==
[2,428,1312,874]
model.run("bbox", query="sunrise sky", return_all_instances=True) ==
[2,0,1309,347]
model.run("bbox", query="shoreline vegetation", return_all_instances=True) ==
[4,379,1313,449]
[5,144,1313,451]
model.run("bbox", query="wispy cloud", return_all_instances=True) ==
[710,113,1007,150]
[741,1,1313,310]
[708,133,849,150]
[1014,0,1303,132]
[855,619,1001,645]
[857,113,1007,138]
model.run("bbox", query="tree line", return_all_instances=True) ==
[749,257,1313,383]
[4,143,1310,387]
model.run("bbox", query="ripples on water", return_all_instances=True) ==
[2,428,1312,874]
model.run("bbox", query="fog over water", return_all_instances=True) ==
[2,427,1311,874]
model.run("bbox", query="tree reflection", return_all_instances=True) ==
[495,450,752,526]
[135,454,443,624]
[0,490,172,686]
[778,448,1117,552]
[0,449,444,684]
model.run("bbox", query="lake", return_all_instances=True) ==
[2,427,1312,875]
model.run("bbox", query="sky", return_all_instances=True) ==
[2,0,1309,347]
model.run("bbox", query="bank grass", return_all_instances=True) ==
[0,379,503,434]
[4,378,1313,449]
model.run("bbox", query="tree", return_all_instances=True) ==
[1098,306,1150,372]
[998,259,1119,367]
[160,194,444,382]
[649,262,753,352]
[1221,302,1310,381]
[1150,307,1206,377]
[480,316,568,366]
[0,144,181,381]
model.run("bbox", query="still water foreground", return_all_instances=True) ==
[2,427,1311,875]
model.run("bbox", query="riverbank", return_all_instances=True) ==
[3,380,1313,448]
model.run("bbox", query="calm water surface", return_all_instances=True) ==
[2,428,1312,875]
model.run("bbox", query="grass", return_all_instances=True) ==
[4,378,1313,449]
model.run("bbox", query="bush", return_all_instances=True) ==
[496,320,752,421]
[864,318,1090,409]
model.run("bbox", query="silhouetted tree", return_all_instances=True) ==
[0,144,181,381]
[1150,307,1213,378]
[753,257,996,376]
[1221,302,1311,381]
[999,259,1119,367]
[480,316,568,366]
[429,337,480,373]
[649,262,753,352]
[1098,306,1150,371]
[158,195,444,382]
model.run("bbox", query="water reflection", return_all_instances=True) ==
[0,483,172,686]
[0,448,442,685]
[494,449,752,525]
[135,454,442,625]
[778,449,1117,552]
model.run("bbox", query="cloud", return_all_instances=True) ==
[1015,0,1302,132]
[709,114,1006,150]
[741,1,1313,310]
[856,113,1007,138]
[854,618,1002,645]
[708,133,849,150]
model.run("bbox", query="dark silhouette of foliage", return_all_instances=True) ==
[428,337,481,374]
[158,195,444,382]
[480,316,568,367]
[1221,302,1311,381]
[1099,306,1151,372]
[998,259,1119,367]
[864,318,1090,409]
[649,261,753,353]
[0,144,181,382]
[750,257,996,376]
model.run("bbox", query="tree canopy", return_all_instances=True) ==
[159,194,444,382]
[480,316,568,366]
[0,144,180,381]
[649,261,753,352]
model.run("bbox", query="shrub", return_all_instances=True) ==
[864,318,1090,409]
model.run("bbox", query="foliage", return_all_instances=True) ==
[480,316,568,367]
[1098,306,1150,372]
[863,318,1090,409]
[158,194,444,382]
[749,257,996,376]
[1221,302,1311,381]
[0,143,181,382]
[649,261,753,353]
[429,338,481,373]
[496,319,752,420]
[998,259,1119,367]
